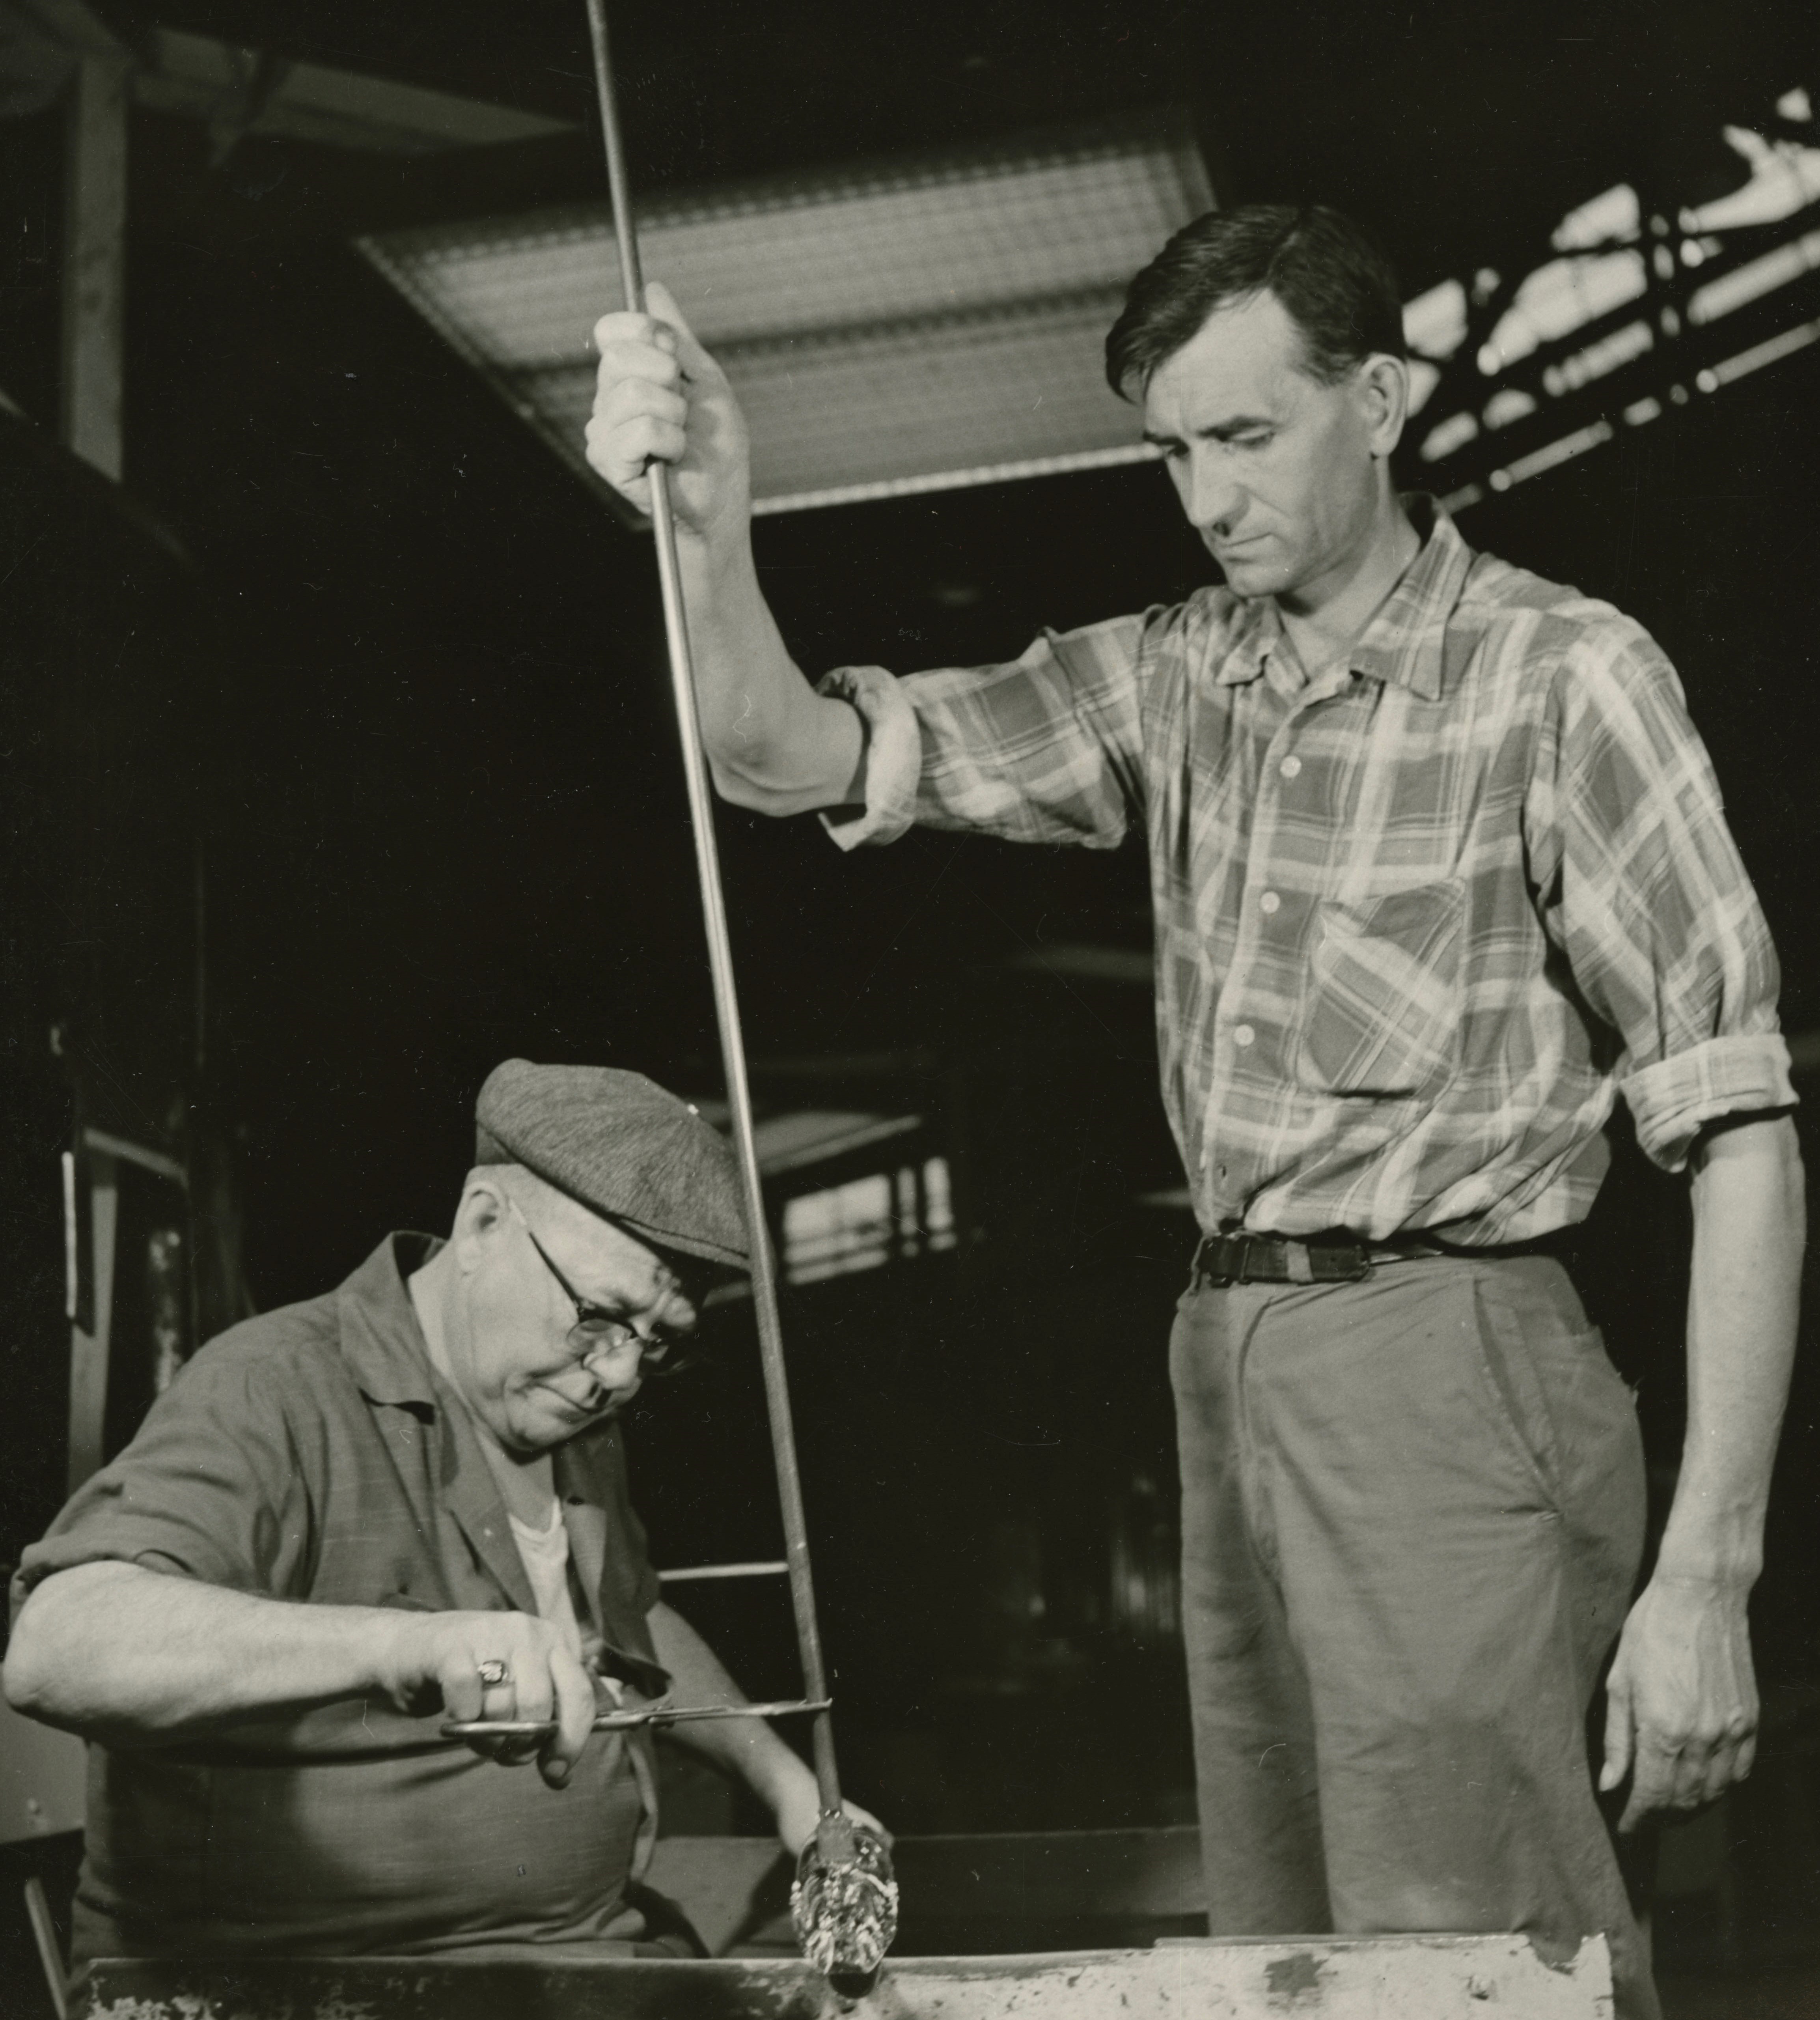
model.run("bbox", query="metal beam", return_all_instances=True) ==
[9,0,125,63]
[66,1148,117,1491]
[60,48,127,480]
[135,29,574,155]
[83,1125,187,1186]
[1005,943,1155,985]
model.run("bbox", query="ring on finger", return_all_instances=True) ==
[477,1658,512,1689]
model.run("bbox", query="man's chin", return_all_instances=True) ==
[548,1386,629,1426]
[502,1391,617,1452]
[1214,550,1290,597]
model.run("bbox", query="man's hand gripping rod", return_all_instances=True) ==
[579,1,897,1993]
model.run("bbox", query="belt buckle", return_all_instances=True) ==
[1195,1234,1238,1287]
[1310,1238,1369,1283]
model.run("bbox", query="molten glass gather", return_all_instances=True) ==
[791,1820,899,1994]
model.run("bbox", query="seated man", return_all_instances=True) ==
[6,1058,879,1997]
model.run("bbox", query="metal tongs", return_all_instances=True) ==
[442,1695,830,1740]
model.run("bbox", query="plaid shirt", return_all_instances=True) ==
[819,501,1793,1242]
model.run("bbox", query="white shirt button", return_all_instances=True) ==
[1260,891,1281,915]
[1279,755,1302,779]
[1233,1024,1255,1048]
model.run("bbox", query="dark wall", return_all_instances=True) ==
[0,414,217,1571]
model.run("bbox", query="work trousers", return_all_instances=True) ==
[1171,1252,1658,2020]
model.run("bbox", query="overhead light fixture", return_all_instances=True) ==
[357,110,1212,514]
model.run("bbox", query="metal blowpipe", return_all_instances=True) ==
[577,0,897,1992]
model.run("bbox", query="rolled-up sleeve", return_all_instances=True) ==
[10,1347,307,1623]
[1535,620,1794,1172]
[817,612,1151,853]
[816,664,925,849]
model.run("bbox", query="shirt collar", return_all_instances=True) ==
[1215,595,1280,688]
[1348,496,1472,701]
[335,1231,447,1410]
[1214,495,1473,702]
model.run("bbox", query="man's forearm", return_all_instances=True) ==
[9,1559,604,1786]
[1657,1112,1805,1583]
[677,532,864,816]
[4,1561,401,1744]
[645,1598,810,1808]
[587,287,863,813]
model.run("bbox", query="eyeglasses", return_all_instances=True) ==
[510,1201,691,1380]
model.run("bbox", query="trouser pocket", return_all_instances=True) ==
[1467,1263,1565,1510]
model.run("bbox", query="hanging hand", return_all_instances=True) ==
[1599,1572,1758,1832]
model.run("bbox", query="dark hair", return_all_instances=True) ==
[1105,203,1406,398]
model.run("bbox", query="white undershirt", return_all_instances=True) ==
[507,1498,587,1665]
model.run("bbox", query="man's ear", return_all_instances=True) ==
[452,1171,513,1275]
[1354,351,1411,459]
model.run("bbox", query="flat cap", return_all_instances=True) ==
[475,1059,748,1272]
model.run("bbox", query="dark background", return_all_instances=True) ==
[2,0,1818,1960]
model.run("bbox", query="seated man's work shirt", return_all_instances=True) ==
[823,500,1793,1240]
[12,1234,670,1972]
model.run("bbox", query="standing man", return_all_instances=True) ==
[584,205,1803,2016]
[7,1060,880,1999]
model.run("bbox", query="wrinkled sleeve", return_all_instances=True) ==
[817,612,1152,852]
[10,1347,308,1622]
[1529,620,1794,1172]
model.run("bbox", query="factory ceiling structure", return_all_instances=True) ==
[5,0,1818,497]
[342,13,1820,528]
[355,88,1820,521]
[7,2,1818,381]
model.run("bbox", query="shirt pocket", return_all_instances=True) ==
[1296,877,1464,1098]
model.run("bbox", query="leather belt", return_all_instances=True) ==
[1190,1230,1434,1286]
[1191,1227,1574,1287]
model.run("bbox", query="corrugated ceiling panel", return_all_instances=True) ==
[359,111,1210,512]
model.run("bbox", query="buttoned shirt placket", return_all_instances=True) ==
[1197,623,1363,1226]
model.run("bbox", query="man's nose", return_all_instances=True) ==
[580,1337,647,1390]
[1186,453,1243,532]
